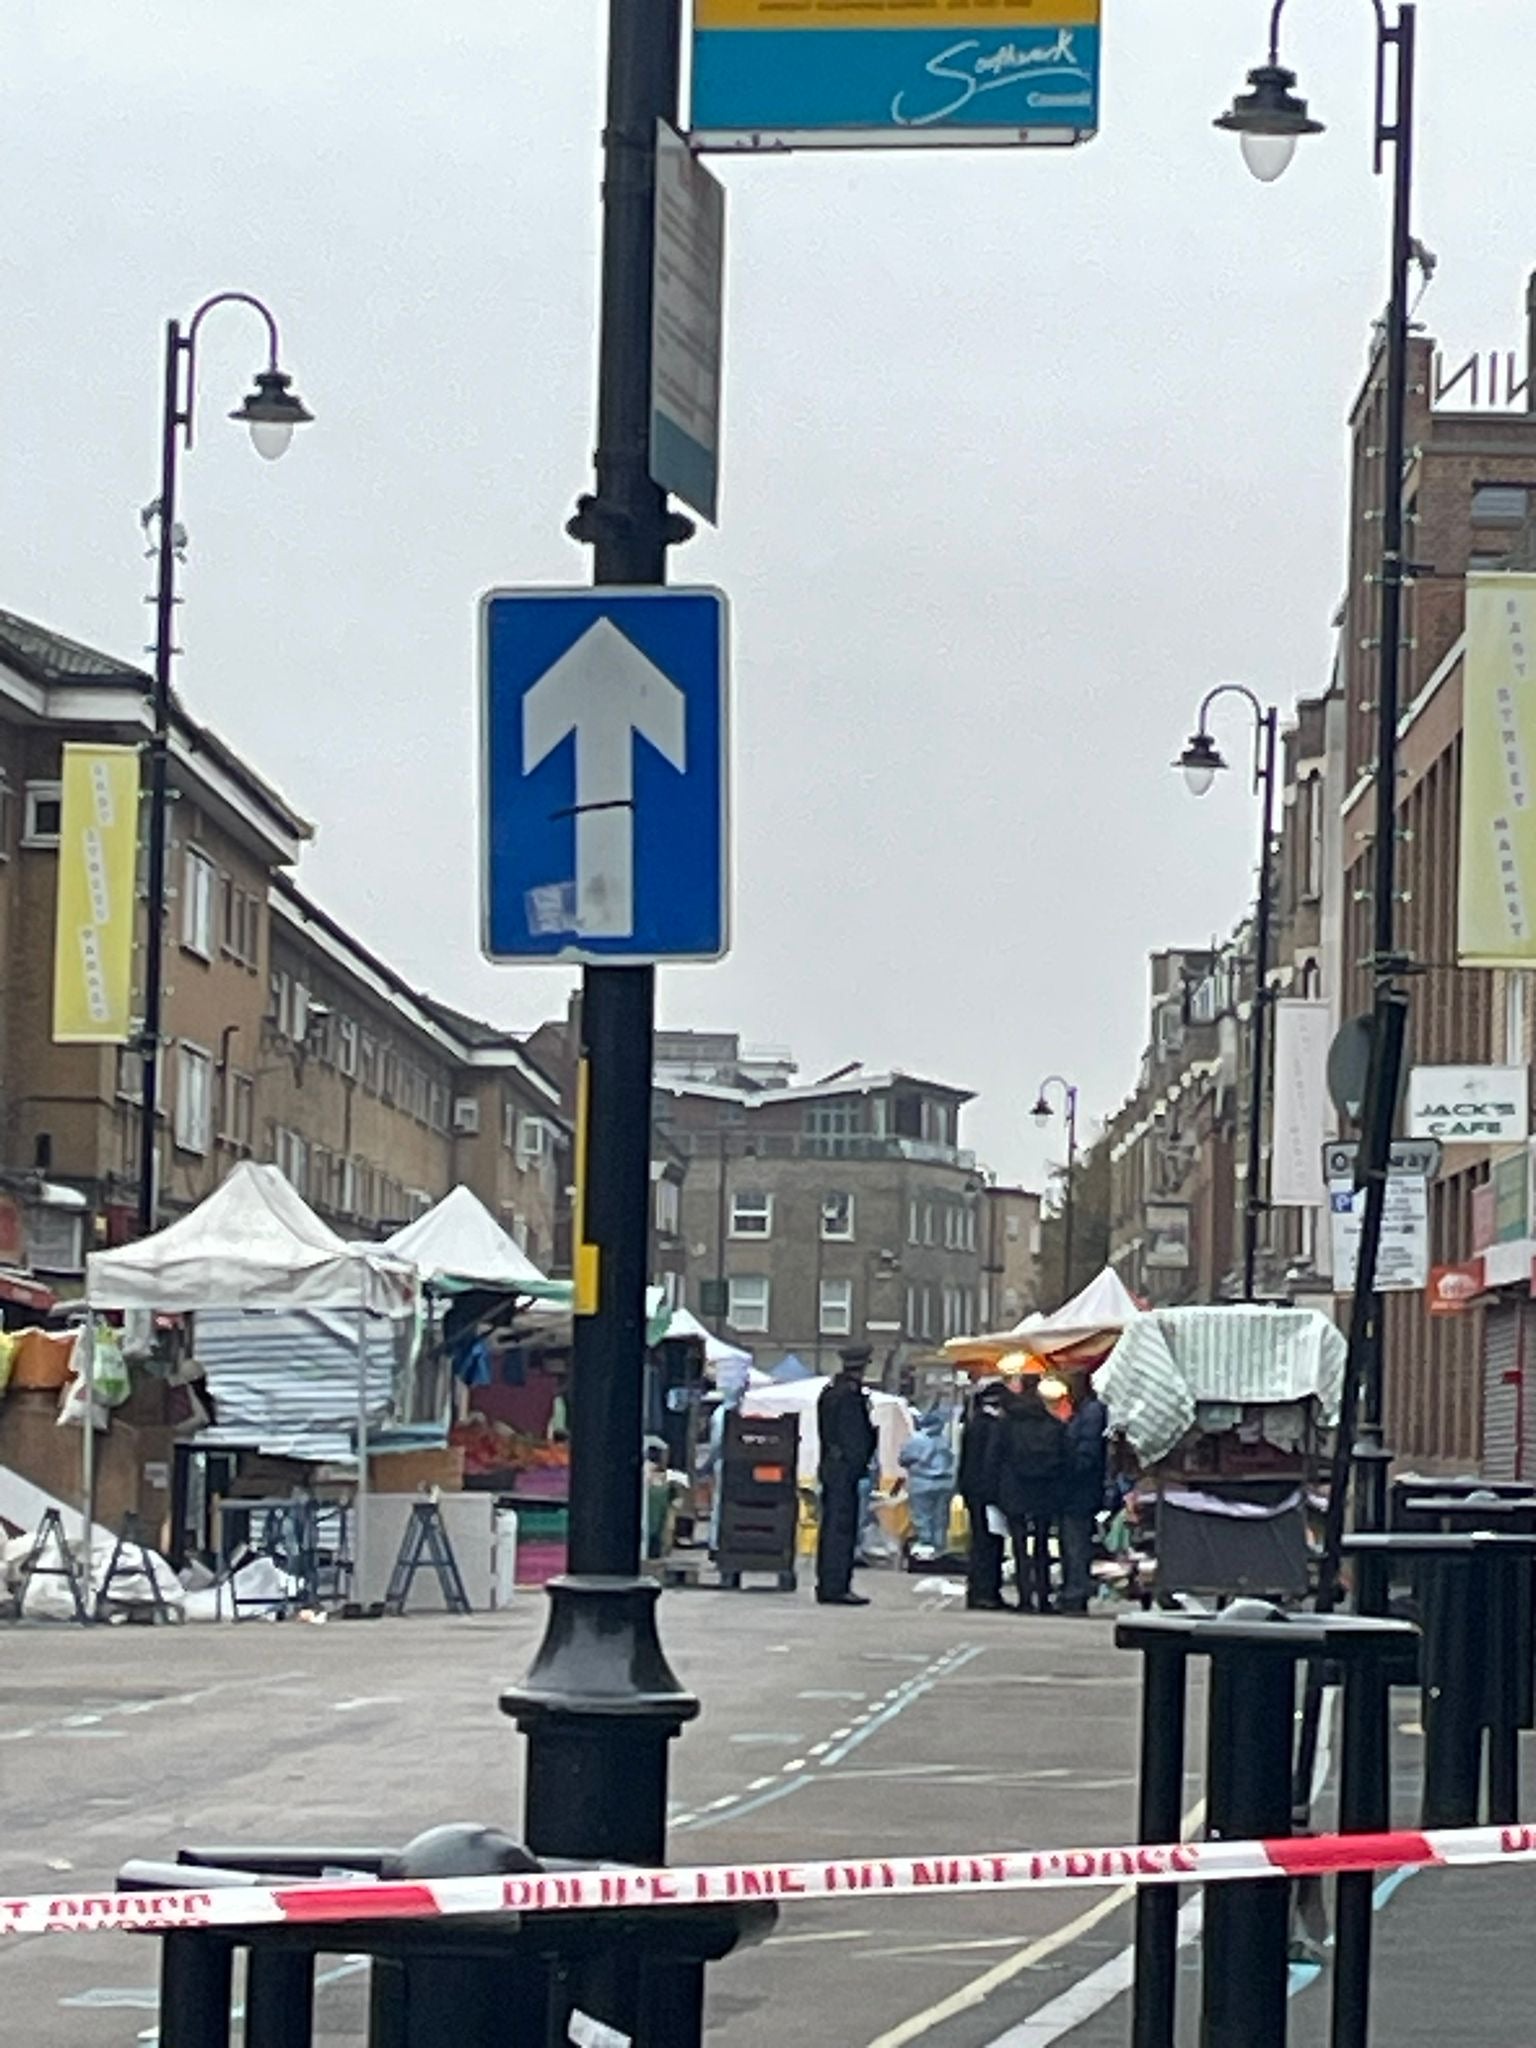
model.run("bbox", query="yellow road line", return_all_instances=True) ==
[863,1799,1207,2048]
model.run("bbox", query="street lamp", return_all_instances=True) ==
[1217,1,1418,1537]
[137,293,313,1235]
[1175,686,1279,1305]
[1031,1077,1078,1308]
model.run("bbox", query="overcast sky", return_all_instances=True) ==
[3,1,1534,1190]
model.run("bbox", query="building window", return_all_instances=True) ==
[0,770,13,858]
[174,1043,213,1154]
[805,1103,859,1156]
[181,848,217,959]
[1471,484,1530,527]
[963,1205,977,1253]
[820,1191,854,1240]
[921,1286,934,1340]
[29,1205,83,1274]
[429,1082,449,1133]
[116,1046,145,1103]
[1005,1212,1022,1242]
[727,1275,770,1333]
[905,1285,917,1336]
[338,1157,359,1217]
[338,1016,359,1078]
[516,1114,548,1166]
[819,1277,853,1336]
[655,1176,680,1236]
[923,1203,937,1246]
[730,1189,773,1238]
[222,1071,254,1151]
[908,1199,920,1245]
[22,781,62,847]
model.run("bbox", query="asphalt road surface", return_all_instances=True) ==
[0,1574,1524,2046]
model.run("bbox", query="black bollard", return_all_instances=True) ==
[1346,1530,1536,1829]
[1120,1604,1417,2048]
[244,1952,315,2048]
[159,1934,233,2048]
[1130,1643,1189,2048]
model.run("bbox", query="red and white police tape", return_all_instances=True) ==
[7,1824,1536,1938]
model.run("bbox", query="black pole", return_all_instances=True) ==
[1201,1652,1295,2048]
[137,318,183,1236]
[1242,710,1277,1303]
[1130,1645,1187,2048]
[504,0,698,1872]
[1063,1085,1078,1303]
[1352,0,1415,1504]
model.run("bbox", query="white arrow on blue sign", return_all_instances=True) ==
[480,587,730,964]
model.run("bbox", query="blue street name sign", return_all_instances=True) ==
[480,587,730,965]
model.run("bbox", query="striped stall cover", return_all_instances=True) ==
[192,1308,415,1463]
[1096,1307,1347,1466]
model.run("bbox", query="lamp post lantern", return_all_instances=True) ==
[1175,684,1279,1304]
[1032,1077,1079,1308]
[136,294,312,1237]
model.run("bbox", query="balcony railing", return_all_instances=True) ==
[663,1130,975,1170]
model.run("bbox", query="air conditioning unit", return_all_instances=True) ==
[452,1097,481,1136]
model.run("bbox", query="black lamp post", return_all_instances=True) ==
[136,294,313,1235]
[1031,1077,1079,1307]
[1217,5,1418,1522]
[1176,686,1279,1305]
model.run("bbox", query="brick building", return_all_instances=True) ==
[0,608,566,1298]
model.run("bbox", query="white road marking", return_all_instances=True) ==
[333,1696,404,1714]
[862,1798,1207,2048]
[797,1689,868,1703]
[983,1897,1205,2046]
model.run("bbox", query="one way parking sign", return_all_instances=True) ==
[480,587,730,964]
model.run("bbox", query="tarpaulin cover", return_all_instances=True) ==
[1095,1306,1346,1466]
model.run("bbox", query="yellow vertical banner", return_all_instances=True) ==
[573,1055,601,1316]
[1459,573,1536,965]
[52,744,141,1043]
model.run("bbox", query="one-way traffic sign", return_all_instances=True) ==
[480,587,729,963]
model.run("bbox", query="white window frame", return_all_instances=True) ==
[819,1277,854,1337]
[820,1191,854,1240]
[22,781,62,848]
[727,1274,770,1333]
[174,1041,213,1155]
[655,1176,681,1236]
[517,1114,549,1167]
[908,1199,920,1245]
[181,847,217,959]
[338,1016,359,1078]
[730,1189,773,1239]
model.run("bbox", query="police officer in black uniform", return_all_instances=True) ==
[816,1345,878,1607]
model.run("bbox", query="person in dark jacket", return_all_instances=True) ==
[958,1380,1008,1609]
[1059,1378,1108,1613]
[996,1377,1067,1612]
[817,1346,879,1606]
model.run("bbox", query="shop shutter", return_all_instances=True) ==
[1483,1302,1522,1481]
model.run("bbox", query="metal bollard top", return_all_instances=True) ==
[1116,1603,1417,1660]
[1345,1530,1536,1556]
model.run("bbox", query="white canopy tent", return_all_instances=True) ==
[661,1304,752,1372]
[943,1265,1141,1370]
[86,1163,416,1583]
[742,1374,915,1485]
[383,1186,568,1299]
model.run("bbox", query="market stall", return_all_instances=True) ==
[943,1267,1140,1375]
[85,1163,416,1598]
[1095,1304,1346,1603]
